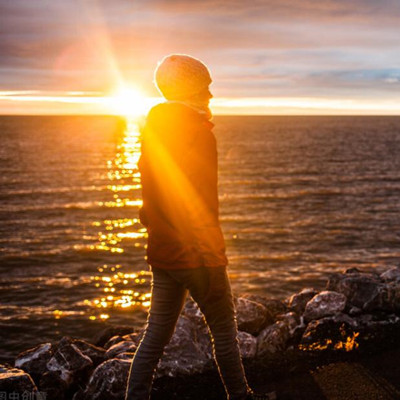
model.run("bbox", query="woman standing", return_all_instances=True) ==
[125,54,271,400]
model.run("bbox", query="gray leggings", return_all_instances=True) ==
[125,265,250,400]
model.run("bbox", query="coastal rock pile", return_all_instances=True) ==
[2,267,400,400]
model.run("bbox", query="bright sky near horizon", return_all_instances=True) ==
[1,0,400,115]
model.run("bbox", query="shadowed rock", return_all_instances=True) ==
[303,291,347,321]
[39,370,68,400]
[91,325,135,348]
[46,337,93,387]
[0,364,42,398]
[241,294,287,319]
[257,321,291,356]
[237,331,257,358]
[235,297,270,335]
[288,288,318,315]
[327,272,382,309]
[73,358,131,400]
[14,342,53,380]
[156,315,210,378]
[105,341,137,359]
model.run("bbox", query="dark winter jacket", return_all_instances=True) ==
[138,102,228,269]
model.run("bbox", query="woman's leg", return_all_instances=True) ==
[185,266,251,400]
[125,267,187,400]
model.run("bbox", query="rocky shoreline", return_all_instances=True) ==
[2,266,400,399]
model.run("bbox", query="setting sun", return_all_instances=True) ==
[106,86,149,117]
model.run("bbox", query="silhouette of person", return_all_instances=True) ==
[125,54,258,400]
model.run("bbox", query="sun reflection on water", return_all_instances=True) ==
[81,118,152,321]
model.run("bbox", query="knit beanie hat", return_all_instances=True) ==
[154,54,212,101]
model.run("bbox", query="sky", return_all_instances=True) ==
[0,0,400,115]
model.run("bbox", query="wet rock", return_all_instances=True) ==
[242,294,287,319]
[72,339,106,367]
[300,314,358,351]
[257,321,291,356]
[39,370,68,400]
[105,341,137,359]
[288,288,318,315]
[327,272,382,309]
[14,342,53,380]
[237,331,257,358]
[75,358,131,400]
[303,291,347,321]
[235,297,270,335]
[46,336,93,387]
[91,325,135,348]
[0,364,41,398]
[380,267,400,282]
[156,315,209,377]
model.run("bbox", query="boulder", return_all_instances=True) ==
[91,325,135,348]
[0,364,42,398]
[257,321,291,356]
[288,288,318,315]
[72,339,106,367]
[380,267,400,282]
[237,331,257,358]
[39,370,68,400]
[326,272,382,309]
[156,315,209,377]
[105,341,137,359]
[122,332,143,345]
[364,281,400,312]
[46,336,93,387]
[103,335,124,350]
[235,297,270,335]
[241,294,287,318]
[300,314,358,351]
[14,342,53,379]
[303,291,347,321]
[74,358,131,400]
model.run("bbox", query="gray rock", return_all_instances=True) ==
[235,297,270,335]
[241,294,287,318]
[14,342,53,379]
[303,291,347,321]
[156,315,209,377]
[380,267,400,282]
[363,281,400,312]
[46,337,93,386]
[279,312,301,334]
[0,364,42,398]
[76,358,131,400]
[257,321,290,356]
[105,341,137,359]
[237,331,257,358]
[327,272,382,309]
[288,288,318,315]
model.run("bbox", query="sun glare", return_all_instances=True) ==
[107,86,149,117]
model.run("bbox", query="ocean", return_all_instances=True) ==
[1,114,400,362]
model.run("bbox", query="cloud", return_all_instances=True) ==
[0,0,399,105]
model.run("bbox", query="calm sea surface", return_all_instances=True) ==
[1,115,400,362]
